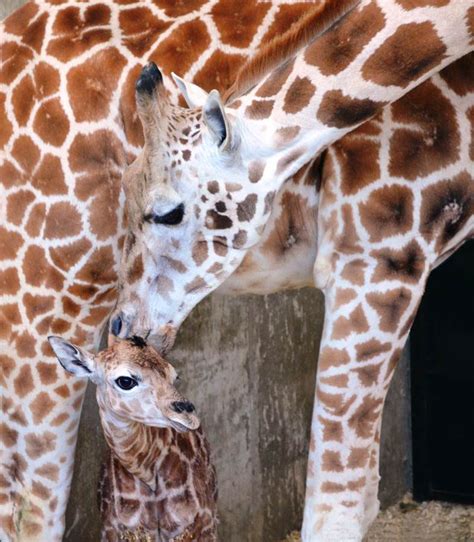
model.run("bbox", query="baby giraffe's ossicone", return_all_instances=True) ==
[48,335,217,542]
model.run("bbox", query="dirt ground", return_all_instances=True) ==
[283,494,474,541]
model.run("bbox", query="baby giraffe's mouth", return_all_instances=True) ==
[168,415,200,433]
[166,400,200,432]
[167,404,200,432]
[169,419,193,433]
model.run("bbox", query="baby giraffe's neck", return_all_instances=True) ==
[97,393,172,490]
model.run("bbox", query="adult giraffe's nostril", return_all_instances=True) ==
[110,314,123,337]
[171,401,195,414]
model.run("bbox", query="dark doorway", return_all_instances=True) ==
[411,239,474,504]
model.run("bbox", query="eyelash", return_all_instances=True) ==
[144,203,185,226]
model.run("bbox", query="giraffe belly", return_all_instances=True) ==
[217,243,317,295]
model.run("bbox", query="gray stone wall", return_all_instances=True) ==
[2,3,412,541]
[66,292,410,542]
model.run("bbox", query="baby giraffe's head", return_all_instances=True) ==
[48,335,199,433]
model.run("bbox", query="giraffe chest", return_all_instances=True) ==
[218,164,320,295]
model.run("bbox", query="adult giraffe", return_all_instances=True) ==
[110,1,474,541]
[0,1,322,540]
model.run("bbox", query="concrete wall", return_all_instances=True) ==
[65,292,410,542]
[2,3,412,541]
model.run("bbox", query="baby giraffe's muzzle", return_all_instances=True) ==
[171,401,195,414]
[166,398,200,432]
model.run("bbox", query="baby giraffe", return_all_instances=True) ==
[48,335,217,542]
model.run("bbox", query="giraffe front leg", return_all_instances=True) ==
[0,346,87,542]
[0,294,114,541]
[302,256,428,541]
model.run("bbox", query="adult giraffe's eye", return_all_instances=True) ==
[115,376,138,390]
[144,203,185,226]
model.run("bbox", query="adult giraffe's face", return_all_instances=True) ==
[111,64,273,352]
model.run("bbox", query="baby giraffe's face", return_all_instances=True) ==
[48,335,199,432]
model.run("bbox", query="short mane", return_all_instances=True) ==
[129,335,147,348]
[223,0,360,104]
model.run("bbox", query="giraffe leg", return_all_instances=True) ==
[0,349,87,542]
[301,255,429,541]
[361,423,382,533]
[0,315,109,541]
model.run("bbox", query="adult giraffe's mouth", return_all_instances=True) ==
[147,324,178,355]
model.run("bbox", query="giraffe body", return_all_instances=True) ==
[112,0,473,347]
[1,0,473,540]
[48,336,218,542]
[110,2,474,540]
[0,2,309,538]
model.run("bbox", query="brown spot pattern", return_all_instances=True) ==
[245,99,274,119]
[366,288,412,332]
[439,53,474,97]
[354,363,382,387]
[362,22,447,87]
[322,450,344,472]
[194,51,245,95]
[331,304,369,339]
[334,135,381,195]
[359,185,414,242]
[48,5,112,61]
[348,396,383,438]
[236,194,257,222]
[256,59,294,98]
[420,171,474,250]
[212,0,271,48]
[317,90,384,128]
[355,339,391,362]
[68,48,127,123]
[151,19,211,75]
[33,99,70,147]
[306,1,385,75]
[44,202,82,239]
[283,77,315,114]
[389,81,460,180]
[370,240,426,284]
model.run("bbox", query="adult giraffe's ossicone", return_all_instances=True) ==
[111,0,474,540]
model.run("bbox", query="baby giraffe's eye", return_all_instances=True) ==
[115,376,138,390]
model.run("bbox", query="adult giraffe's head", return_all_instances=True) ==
[110,63,293,351]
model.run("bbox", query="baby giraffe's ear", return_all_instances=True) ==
[48,336,96,378]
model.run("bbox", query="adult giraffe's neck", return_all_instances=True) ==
[97,394,171,491]
[235,0,472,185]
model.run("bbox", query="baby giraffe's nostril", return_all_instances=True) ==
[110,315,122,337]
[172,401,195,414]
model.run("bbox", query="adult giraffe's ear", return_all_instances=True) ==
[48,336,96,378]
[203,90,232,151]
[171,73,208,108]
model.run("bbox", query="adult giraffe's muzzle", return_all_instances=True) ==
[109,311,177,354]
